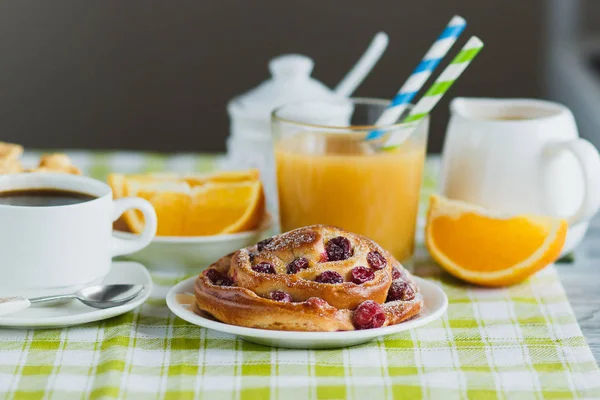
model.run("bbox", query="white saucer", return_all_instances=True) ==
[0,262,152,329]
[166,276,448,349]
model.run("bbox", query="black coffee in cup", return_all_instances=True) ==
[0,189,96,206]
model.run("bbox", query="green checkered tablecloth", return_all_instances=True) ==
[1,151,599,400]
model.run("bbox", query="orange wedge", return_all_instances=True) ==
[425,194,567,287]
[108,170,265,236]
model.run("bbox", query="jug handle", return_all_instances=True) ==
[545,138,600,225]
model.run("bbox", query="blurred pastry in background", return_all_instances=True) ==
[0,142,23,174]
[0,141,81,175]
[32,153,82,175]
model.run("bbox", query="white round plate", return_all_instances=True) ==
[0,262,152,329]
[166,276,448,349]
[114,217,273,273]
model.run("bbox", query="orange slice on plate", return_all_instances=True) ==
[425,194,567,286]
[108,170,265,237]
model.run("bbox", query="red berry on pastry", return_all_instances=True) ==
[257,238,273,252]
[386,280,416,302]
[205,269,233,286]
[350,266,375,284]
[315,270,343,284]
[353,300,386,329]
[367,251,386,270]
[325,236,352,261]
[270,290,292,302]
[287,257,310,274]
[252,262,276,274]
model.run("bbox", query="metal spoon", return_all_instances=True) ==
[0,284,145,316]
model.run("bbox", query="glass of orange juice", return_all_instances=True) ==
[272,98,428,264]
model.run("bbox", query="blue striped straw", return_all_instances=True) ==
[365,15,466,141]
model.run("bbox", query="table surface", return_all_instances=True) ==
[31,150,600,363]
[1,151,598,398]
[557,214,600,362]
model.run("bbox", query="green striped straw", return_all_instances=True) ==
[382,36,483,150]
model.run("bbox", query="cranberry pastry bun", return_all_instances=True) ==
[195,225,423,331]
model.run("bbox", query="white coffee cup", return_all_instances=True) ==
[0,173,158,297]
[440,98,600,254]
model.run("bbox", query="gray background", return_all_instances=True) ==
[0,0,579,153]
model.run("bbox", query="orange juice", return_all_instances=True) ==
[276,133,426,261]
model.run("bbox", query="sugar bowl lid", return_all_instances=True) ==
[227,54,345,121]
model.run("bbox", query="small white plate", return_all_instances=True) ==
[114,218,273,273]
[166,276,448,349]
[0,262,152,329]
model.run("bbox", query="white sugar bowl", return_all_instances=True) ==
[226,54,351,156]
